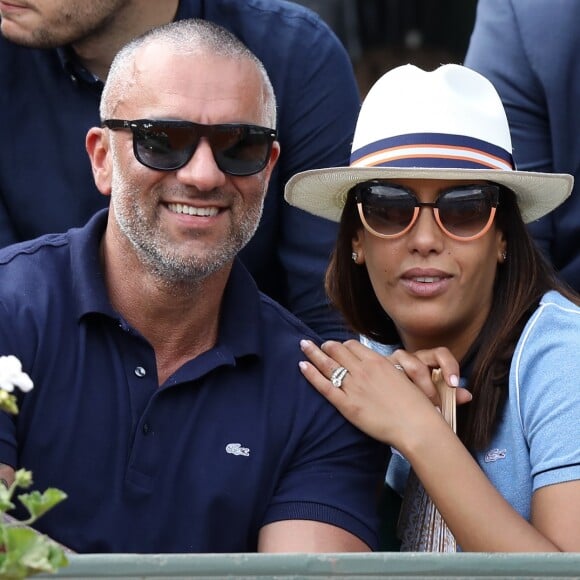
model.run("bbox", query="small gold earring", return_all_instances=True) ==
[351,251,358,262]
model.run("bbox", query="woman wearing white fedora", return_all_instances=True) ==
[285,64,580,551]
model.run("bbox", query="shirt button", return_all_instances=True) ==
[142,423,151,435]
[134,366,146,377]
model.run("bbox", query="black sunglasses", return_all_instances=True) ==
[352,181,500,241]
[102,119,277,176]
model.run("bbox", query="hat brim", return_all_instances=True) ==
[284,167,573,224]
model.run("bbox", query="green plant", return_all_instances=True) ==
[0,356,68,579]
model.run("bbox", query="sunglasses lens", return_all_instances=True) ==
[361,185,416,236]
[438,187,494,238]
[212,126,272,176]
[133,123,272,175]
[135,125,196,171]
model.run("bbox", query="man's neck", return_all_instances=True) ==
[100,226,231,384]
[119,276,227,386]
[71,0,179,81]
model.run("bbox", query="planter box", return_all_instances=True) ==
[39,552,580,579]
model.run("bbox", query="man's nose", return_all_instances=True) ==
[174,138,227,190]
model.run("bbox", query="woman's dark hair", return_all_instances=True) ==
[326,183,580,449]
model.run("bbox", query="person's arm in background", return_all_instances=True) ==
[464,0,580,290]
[276,12,360,341]
[464,0,554,258]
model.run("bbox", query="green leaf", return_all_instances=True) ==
[45,542,69,570]
[0,526,68,578]
[13,469,33,489]
[18,488,68,521]
[0,483,15,512]
[0,391,19,415]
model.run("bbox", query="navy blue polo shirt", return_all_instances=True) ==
[0,210,387,553]
[0,0,361,340]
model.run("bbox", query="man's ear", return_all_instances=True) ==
[263,140,280,183]
[86,127,113,197]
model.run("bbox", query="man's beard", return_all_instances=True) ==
[111,177,265,286]
[1,0,125,49]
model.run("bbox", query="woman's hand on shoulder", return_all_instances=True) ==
[387,346,472,407]
[298,339,470,448]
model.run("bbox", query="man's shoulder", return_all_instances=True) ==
[257,291,320,343]
[0,38,73,117]
[186,0,327,28]
[0,234,72,304]
[0,233,69,267]
[0,35,57,76]
[0,235,76,337]
[189,0,339,60]
[490,0,578,60]
[510,0,580,25]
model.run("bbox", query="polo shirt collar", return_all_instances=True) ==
[56,45,103,86]
[69,209,261,359]
[218,258,262,358]
[69,209,112,318]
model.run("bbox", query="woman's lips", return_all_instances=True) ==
[400,269,452,297]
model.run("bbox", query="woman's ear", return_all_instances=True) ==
[352,230,365,265]
[86,127,113,197]
[496,231,508,264]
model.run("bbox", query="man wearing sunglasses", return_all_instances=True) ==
[0,0,359,341]
[0,19,387,554]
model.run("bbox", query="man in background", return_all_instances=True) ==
[465,0,580,291]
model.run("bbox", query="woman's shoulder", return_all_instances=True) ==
[513,290,580,376]
[539,289,580,313]
[529,290,580,331]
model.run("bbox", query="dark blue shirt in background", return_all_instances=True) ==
[465,0,580,291]
[0,0,361,340]
[0,210,388,553]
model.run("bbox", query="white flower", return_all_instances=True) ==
[0,355,34,393]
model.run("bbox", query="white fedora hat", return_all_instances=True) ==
[285,64,573,224]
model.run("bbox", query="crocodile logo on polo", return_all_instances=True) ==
[225,443,250,457]
[484,448,507,463]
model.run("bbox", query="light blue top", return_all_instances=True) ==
[375,290,580,521]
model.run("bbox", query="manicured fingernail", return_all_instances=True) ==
[300,339,311,350]
[299,361,308,371]
[449,374,459,387]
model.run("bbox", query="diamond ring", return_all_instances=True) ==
[330,366,349,388]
